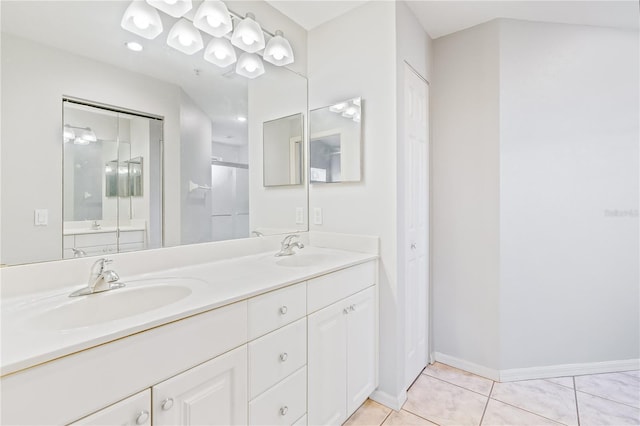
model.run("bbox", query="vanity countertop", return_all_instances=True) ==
[63,225,146,236]
[0,246,377,376]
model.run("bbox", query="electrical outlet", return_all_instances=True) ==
[295,207,304,224]
[313,207,323,225]
[34,209,48,226]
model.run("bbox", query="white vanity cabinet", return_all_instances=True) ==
[69,390,151,426]
[152,345,247,426]
[307,262,377,426]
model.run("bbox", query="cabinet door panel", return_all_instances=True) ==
[346,287,376,416]
[152,346,247,426]
[307,302,347,426]
[69,390,150,426]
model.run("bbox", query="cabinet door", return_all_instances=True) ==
[307,302,348,426]
[69,390,150,426]
[346,286,377,416]
[152,345,247,426]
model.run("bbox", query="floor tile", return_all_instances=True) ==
[403,375,488,426]
[382,410,436,426]
[544,377,574,389]
[622,370,640,379]
[491,379,578,425]
[574,372,640,408]
[481,399,563,426]
[577,391,640,426]
[344,399,392,426]
[423,362,494,395]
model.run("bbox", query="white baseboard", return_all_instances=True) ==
[433,352,500,381]
[500,359,640,382]
[370,389,407,411]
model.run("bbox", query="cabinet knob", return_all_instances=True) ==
[280,352,288,362]
[161,398,174,411]
[411,243,417,250]
[279,306,288,315]
[135,410,149,425]
[343,308,349,315]
[350,304,356,312]
[280,406,289,416]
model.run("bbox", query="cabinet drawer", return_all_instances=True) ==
[119,242,146,253]
[249,367,306,426]
[69,389,150,425]
[307,261,376,313]
[293,414,307,426]
[63,235,75,249]
[249,318,307,399]
[248,282,306,339]
[74,232,117,248]
[119,230,145,244]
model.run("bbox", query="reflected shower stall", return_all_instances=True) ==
[210,159,249,242]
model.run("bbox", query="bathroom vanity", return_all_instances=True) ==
[0,237,379,426]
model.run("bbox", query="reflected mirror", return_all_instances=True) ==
[309,97,362,183]
[263,113,304,187]
[0,1,308,267]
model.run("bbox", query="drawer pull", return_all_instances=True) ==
[279,306,288,315]
[135,410,149,425]
[279,352,288,362]
[343,308,349,315]
[161,398,174,411]
[280,406,289,416]
[350,304,356,312]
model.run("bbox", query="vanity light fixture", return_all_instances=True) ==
[63,125,75,143]
[263,30,294,66]
[193,0,233,37]
[235,52,265,79]
[203,37,237,67]
[121,1,163,39]
[64,125,97,144]
[167,19,204,55]
[329,103,347,113]
[125,41,144,52]
[231,13,265,53]
[79,128,98,143]
[146,0,192,18]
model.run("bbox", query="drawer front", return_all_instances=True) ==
[249,318,307,399]
[74,232,117,248]
[248,282,306,340]
[307,261,376,313]
[119,242,146,253]
[119,230,145,244]
[249,367,306,426]
[69,389,150,425]
[293,414,307,426]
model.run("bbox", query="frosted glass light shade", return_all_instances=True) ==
[231,13,265,53]
[204,38,237,68]
[263,30,294,66]
[193,0,233,37]
[167,19,204,55]
[235,53,264,79]
[121,1,163,40]
[146,0,192,18]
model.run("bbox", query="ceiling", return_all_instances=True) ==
[265,0,639,38]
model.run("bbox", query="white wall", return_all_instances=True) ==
[431,21,502,372]
[499,20,639,369]
[0,34,181,265]
[308,0,401,404]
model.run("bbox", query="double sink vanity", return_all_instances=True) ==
[0,233,379,426]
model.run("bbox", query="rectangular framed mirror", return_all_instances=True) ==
[263,113,304,187]
[309,97,362,184]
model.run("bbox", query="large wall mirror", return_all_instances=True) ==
[0,1,308,267]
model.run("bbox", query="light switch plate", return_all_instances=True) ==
[313,207,323,225]
[34,209,48,226]
[295,207,304,224]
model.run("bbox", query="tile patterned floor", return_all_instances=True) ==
[344,363,640,426]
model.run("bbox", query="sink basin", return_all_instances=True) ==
[275,253,337,267]
[27,280,197,330]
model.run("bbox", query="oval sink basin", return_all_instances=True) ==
[275,253,337,267]
[28,282,194,330]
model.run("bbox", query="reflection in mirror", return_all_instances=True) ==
[263,113,304,187]
[0,1,308,266]
[309,97,362,184]
[62,100,162,259]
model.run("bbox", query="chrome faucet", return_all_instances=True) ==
[91,220,101,230]
[275,234,304,257]
[71,247,87,258]
[69,258,125,297]
[252,230,264,237]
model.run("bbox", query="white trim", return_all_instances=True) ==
[433,352,500,381]
[500,359,640,382]
[369,389,407,411]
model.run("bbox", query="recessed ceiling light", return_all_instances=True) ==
[237,116,247,122]
[126,41,143,52]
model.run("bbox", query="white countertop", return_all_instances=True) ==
[1,246,376,376]
[63,226,145,236]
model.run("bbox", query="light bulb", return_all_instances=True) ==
[165,0,178,4]
[344,107,357,116]
[245,62,257,72]
[241,34,255,46]
[214,49,227,60]
[178,33,193,46]
[206,13,222,28]
[272,48,286,61]
[133,14,150,30]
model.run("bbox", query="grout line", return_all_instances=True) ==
[378,410,392,426]
[543,378,574,390]
[402,407,442,425]
[575,389,640,410]
[489,397,570,425]
[478,382,494,425]
[573,377,581,426]
[423,374,493,398]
